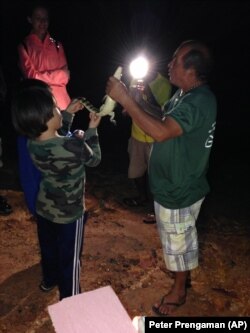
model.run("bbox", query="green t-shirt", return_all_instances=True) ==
[149,85,217,209]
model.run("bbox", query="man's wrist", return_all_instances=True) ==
[121,94,137,113]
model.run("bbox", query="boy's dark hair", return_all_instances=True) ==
[180,40,213,81]
[11,79,54,139]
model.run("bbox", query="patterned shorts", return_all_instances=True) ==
[154,198,204,272]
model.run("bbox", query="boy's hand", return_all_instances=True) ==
[73,129,85,139]
[66,98,84,114]
[88,112,101,128]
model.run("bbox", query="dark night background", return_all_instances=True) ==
[1,3,250,326]
[0,0,250,215]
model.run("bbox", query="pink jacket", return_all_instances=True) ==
[18,32,71,109]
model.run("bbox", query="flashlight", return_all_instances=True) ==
[129,56,149,80]
[129,56,149,94]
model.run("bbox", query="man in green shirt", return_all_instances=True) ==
[123,73,172,225]
[106,40,217,315]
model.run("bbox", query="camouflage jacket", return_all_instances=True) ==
[28,111,101,224]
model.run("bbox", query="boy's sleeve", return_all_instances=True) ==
[82,128,101,167]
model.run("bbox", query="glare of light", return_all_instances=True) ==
[129,56,149,79]
[132,316,139,331]
[132,316,145,333]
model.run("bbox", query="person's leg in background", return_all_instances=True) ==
[123,137,151,207]
[123,137,156,223]
[0,195,12,215]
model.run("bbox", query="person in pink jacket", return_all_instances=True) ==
[18,3,71,109]
[17,3,71,215]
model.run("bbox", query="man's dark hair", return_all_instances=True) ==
[180,40,213,81]
[11,79,54,139]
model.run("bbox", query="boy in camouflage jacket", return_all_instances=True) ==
[12,79,101,300]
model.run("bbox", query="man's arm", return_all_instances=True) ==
[106,77,182,142]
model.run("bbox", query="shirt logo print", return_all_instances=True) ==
[205,122,216,148]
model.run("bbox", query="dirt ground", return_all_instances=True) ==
[0,145,250,332]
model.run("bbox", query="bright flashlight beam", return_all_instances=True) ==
[129,56,149,79]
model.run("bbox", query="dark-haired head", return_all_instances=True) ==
[12,79,54,139]
[27,1,50,18]
[27,1,50,40]
[179,40,213,81]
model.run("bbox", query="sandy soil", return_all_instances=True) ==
[0,148,250,332]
